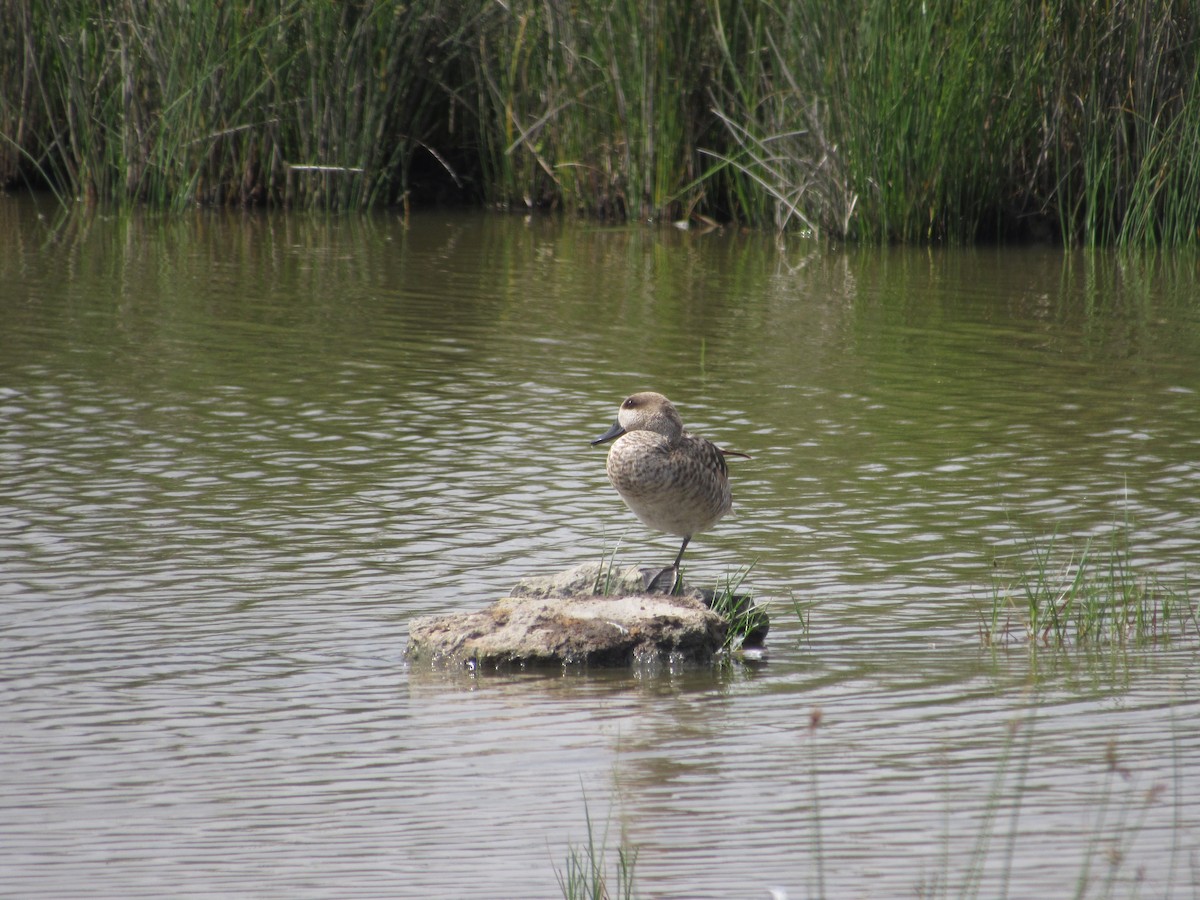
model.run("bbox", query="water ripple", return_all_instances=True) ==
[2,213,1199,897]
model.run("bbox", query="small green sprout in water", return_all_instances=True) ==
[790,592,812,644]
[555,797,637,900]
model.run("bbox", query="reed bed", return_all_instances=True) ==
[4,0,1200,243]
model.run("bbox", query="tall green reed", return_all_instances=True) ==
[472,0,720,221]
[3,0,460,209]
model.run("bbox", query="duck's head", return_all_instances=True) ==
[591,392,683,445]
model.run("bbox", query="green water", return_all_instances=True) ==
[2,195,1198,897]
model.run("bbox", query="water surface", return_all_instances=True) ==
[2,196,1199,897]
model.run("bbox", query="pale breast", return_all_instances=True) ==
[605,430,732,538]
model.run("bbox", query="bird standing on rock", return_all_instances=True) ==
[591,392,749,577]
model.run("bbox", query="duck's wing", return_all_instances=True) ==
[678,433,733,477]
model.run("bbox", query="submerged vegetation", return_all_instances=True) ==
[981,526,1199,651]
[4,0,1200,244]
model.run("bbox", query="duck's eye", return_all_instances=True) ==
[623,397,639,409]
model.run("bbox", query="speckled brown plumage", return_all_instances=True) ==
[591,392,744,570]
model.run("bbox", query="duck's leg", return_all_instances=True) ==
[672,535,691,570]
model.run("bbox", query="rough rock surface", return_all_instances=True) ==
[510,561,698,600]
[405,561,729,669]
